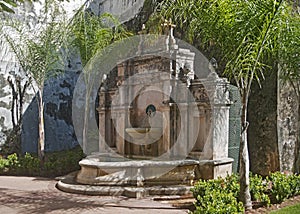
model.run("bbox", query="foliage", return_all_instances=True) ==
[69,8,132,154]
[156,0,300,208]
[0,146,84,177]
[250,173,271,206]
[277,4,300,85]
[267,172,300,203]
[191,174,244,214]
[0,0,23,13]
[157,0,300,86]
[288,173,300,196]
[191,172,300,212]
[0,153,20,169]
[19,152,40,174]
[70,10,132,67]
[2,3,69,88]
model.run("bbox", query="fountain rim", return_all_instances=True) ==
[79,158,200,168]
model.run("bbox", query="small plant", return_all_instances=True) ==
[267,172,293,203]
[287,173,300,196]
[191,174,244,214]
[250,173,271,206]
[7,153,20,169]
[0,153,20,174]
[0,146,84,177]
[0,156,9,172]
[20,153,40,175]
[191,172,300,212]
[193,189,244,214]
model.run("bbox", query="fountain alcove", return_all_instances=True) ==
[57,34,233,197]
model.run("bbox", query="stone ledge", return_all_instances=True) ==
[198,158,234,166]
[56,173,192,198]
[79,158,200,168]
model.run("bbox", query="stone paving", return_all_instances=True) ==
[0,176,189,214]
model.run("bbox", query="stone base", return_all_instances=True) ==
[76,157,200,186]
[196,158,234,180]
[56,156,233,198]
[57,172,192,198]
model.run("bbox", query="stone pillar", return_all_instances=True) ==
[161,105,170,155]
[114,107,127,155]
[98,89,107,153]
[277,74,299,173]
[174,103,189,158]
[113,82,129,156]
[196,73,233,179]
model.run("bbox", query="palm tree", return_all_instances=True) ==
[1,0,69,160]
[70,8,132,154]
[156,0,300,209]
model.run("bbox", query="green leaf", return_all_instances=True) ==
[0,2,15,13]
[3,0,17,7]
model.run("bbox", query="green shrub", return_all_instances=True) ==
[0,153,20,174]
[0,156,9,172]
[20,153,41,175]
[288,173,300,196]
[0,146,84,177]
[7,153,20,170]
[191,175,244,214]
[267,172,293,203]
[191,172,300,213]
[193,189,244,214]
[250,173,271,206]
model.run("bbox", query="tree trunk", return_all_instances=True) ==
[239,91,252,210]
[38,89,45,160]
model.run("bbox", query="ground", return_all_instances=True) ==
[1,176,299,213]
[0,176,188,214]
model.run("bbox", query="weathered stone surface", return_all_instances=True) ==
[57,173,192,198]
[248,66,300,174]
[0,60,35,145]
[88,0,146,24]
[248,70,280,175]
[197,158,233,180]
[277,78,299,172]
[123,0,158,33]
[77,158,199,186]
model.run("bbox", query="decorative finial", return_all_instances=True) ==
[161,18,176,38]
[161,18,177,52]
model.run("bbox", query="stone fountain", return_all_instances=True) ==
[57,23,233,197]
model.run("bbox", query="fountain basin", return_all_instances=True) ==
[76,156,199,186]
[57,155,233,198]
